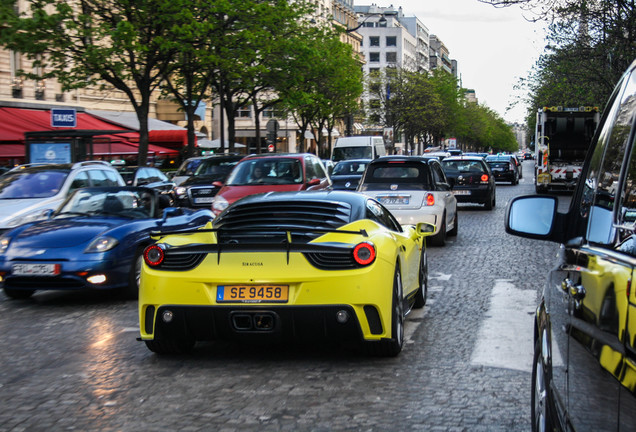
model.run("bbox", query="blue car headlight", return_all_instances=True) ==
[85,236,119,253]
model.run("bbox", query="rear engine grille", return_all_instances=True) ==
[214,200,352,243]
[303,251,358,270]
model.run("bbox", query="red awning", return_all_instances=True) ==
[0,107,136,143]
[0,107,179,158]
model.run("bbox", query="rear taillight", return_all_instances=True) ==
[144,244,165,267]
[481,174,489,182]
[425,193,435,206]
[353,242,376,266]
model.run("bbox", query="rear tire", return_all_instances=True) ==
[484,193,494,210]
[413,251,428,309]
[369,265,404,357]
[430,216,446,246]
[3,288,35,299]
[447,212,458,237]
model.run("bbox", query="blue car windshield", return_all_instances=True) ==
[0,170,68,199]
[57,189,155,219]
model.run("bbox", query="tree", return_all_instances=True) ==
[0,0,183,165]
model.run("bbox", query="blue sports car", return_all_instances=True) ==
[0,186,213,299]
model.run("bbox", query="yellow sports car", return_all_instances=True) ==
[139,191,434,356]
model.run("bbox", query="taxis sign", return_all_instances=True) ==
[51,109,77,127]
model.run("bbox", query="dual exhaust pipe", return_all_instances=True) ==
[230,311,276,332]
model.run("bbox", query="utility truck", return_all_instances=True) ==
[534,106,600,193]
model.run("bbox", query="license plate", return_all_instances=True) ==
[194,197,215,204]
[217,285,289,303]
[378,196,409,205]
[453,190,471,195]
[12,263,61,276]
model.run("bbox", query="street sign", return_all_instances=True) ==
[51,109,77,128]
[268,144,275,152]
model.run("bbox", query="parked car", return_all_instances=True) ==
[511,153,523,178]
[211,153,332,216]
[116,166,175,205]
[139,190,435,356]
[171,155,243,208]
[485,154,520,184]
[0,186,213,300]
[0,161,125,234]
[170,156,207,186]
[330,159,371,190]
[505,59,636,431]
[357,156,457,246]
[441,156,496,209]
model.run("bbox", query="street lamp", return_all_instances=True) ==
[346,13,387,33]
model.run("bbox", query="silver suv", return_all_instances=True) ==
[0,161,125,233]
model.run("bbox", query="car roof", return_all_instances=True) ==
[9,160,116,173]
[334,159,372,164]
[369,155,438,164]
[442,156,486,162]
[240,153,313,161]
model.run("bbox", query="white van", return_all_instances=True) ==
[331,136,386,162]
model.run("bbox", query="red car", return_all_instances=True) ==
[211,153,332,215]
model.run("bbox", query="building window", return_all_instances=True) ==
[368,68,381,77]
[386,36,397,47]
[386,52,397,63]
[236,105,252,118]
[369,36,380,47]
[262,106,284,119]
[369,52,380,62]
[363,22,374,28]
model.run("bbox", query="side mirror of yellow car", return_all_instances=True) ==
[415,222,436,236]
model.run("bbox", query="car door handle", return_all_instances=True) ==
[562,278,586,300]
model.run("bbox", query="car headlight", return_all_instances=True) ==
[174,186,187,198]
[0,237,10,254]
[212,196,229,213]
[6,209,50,228]
[85,236,119,253]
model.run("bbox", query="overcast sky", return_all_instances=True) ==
[359,0,548,123]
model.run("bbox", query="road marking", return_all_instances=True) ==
[429,272,451,281]
[405,308,427,344]
[470,279,535,372]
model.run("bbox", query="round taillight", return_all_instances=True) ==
[425,193,435,206]
[481,174,489,182]
[353,242,376,266]
[144,244,164,267]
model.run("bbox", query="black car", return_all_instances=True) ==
[506,59,636,431]
[171,155,243,208]
[441,156,496,210]
[485,155,519,184]
[330,159,371,190]
[117,166,175,192]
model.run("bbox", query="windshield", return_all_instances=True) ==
[175,158,203,176]
[225,158,303,186]
[332,147,372,162]
[333,161,368,175]
[0,170,68,199]
[57,189,155,219]
[193,159,238,182]
[441,160,486,175]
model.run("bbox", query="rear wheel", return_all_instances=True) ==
[369,265,404,357]
[3,288,35,299]
[484,192,494,210]
[413,251,428,309]
[430,215,446,246]
[447,211,458,237]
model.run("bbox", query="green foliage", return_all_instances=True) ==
[523,0,636,132]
